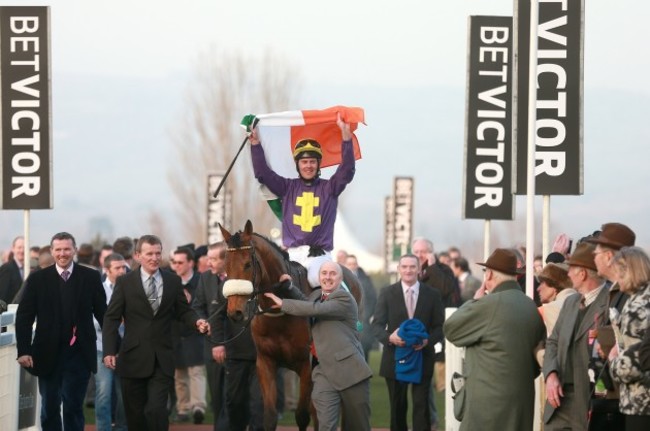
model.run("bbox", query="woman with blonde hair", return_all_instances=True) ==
[608,246,650,431]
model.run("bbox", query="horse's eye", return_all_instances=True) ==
[244,262,251,270]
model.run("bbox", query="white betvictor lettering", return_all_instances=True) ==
[7,16,43,198]
[534,3,569,178]
[473,25,510,209]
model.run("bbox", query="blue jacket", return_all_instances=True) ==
[395,318,428,383]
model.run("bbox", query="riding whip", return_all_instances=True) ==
[212,115,259,198]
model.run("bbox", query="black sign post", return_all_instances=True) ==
[463,15,514,220]
[0,6,52,209]
[514,0,583,195]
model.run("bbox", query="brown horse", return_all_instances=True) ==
[219,220,362,431]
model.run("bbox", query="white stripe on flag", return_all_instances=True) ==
[255,110,306,127]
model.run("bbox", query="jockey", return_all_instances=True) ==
[249,114,355,287]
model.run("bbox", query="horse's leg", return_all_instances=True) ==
[256,355,278,431]
[295,359,314,431]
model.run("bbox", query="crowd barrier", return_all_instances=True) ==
[0,304,39,431]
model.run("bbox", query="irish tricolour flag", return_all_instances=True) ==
[241,105,365,178]
[241,105,365,218]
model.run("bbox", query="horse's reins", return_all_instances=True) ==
[203,300,255,347]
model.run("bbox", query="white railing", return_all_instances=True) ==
[0,304,39,431]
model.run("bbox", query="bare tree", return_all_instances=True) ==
[166,48,301,244]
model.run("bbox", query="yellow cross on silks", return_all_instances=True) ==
[293,192,321,232]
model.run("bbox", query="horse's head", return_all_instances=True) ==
[219,220,257,322]
[219,220,289,322]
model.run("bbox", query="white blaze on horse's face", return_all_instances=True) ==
[319,262,343,294]
[222,279,254,298]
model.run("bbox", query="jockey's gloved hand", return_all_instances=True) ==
[308,246,326,257]
[274,279,307,301]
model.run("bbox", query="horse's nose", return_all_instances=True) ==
[230,310,244,322]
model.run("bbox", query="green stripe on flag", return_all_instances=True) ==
[267,199,283,221]
[240,114,257,132]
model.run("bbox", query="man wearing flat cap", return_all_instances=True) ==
[542,241,620,430]
[444,248,545,431]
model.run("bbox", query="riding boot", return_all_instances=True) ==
[276,280,307,301]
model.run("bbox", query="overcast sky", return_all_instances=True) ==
[1,0,649,262]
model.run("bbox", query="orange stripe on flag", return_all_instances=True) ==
[291,106,364,168]
[301,106,366,125]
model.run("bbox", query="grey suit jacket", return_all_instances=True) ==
[281,287,372,391]
[542,286,609,425]
[460,273,482,303]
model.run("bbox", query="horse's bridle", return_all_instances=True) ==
[224,240,283,317]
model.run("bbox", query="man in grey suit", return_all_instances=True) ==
[265,261,372,431]
[543,242,612,430]
[450,257,482,304]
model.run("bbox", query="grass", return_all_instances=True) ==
[278,349,446,429]
[85,349,447,429]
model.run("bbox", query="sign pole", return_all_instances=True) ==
[483,219,491,261]
[542,195,550,259]
[23,210,30,277]
[525,0,539,300]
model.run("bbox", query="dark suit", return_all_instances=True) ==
[420,262,460,307]
[191,270,229,430]
[356,268,377,361]
[0,258,23,303]
[103,268,201,431]
[371,281,444,431]
[16,263,106,431]
[212,275,263,431]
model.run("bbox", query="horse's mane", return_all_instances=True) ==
[227,230,289,261]
[252,233,290,262]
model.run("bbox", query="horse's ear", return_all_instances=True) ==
[244,220,253,236]
[218,223,232,242]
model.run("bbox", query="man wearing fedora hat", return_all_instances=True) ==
[444,248,545,431]
[582,223,635,429]
[542,242,623,431]
[537,263,577,334]
[586,222,635,315]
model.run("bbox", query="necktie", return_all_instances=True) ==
[147,276,160,314]
[321,293,327,302]
[61,270,70,282]
[579,296,586,310]
[406,288,415,319]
